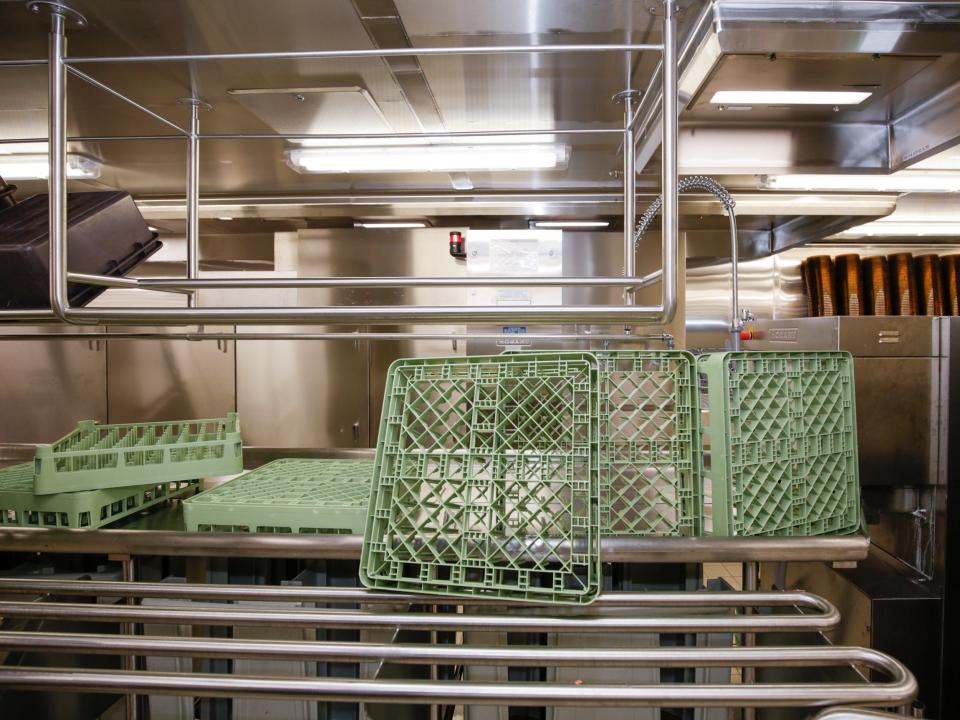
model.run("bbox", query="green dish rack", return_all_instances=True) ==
[0,462,197,530]
[596,350,701,536]
[361,353,601,605]
[698,351,861,537]
[183,458,373,534]
[33,413,243,495]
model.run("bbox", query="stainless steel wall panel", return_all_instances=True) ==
[105,327,236,424]
[237,327,370,448]
[0,326,106,444]
[94,289,236,424]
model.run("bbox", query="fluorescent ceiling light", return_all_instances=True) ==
[761,173,960,193]
[710,90,871,106]
[0,153,101,180]
[353,221,429,229]
[834,221,960,238]
[286,144,569,174]
[297,134,557,147]
[531,220,610,229]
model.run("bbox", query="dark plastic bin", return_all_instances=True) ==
[0,191,161,309]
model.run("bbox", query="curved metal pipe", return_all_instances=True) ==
[0,599,839,633]
[813,710,912,720]
[635,174,740,343]
[0,665,918,708]
[0,527,871,562]
[0,579,835,612]
[0,633,909,672]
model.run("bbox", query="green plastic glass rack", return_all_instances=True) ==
[596,350,701,536]
[183,458,373,534]
[698,351,861,537]
[33,413,243,495]
[0,462,198,530]
[361,353,601,605]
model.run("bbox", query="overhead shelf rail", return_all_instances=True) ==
[0,0,680,330]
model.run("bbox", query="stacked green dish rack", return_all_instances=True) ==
[183,458,373,534]
[596,350,701,537]
[0,413,242,530]
[361,353,602,605]
[355,348,862,604]
[34,413,243,494]
[697,351,861,537]
[0,462,197,530]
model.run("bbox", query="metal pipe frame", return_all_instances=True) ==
[65,66,188,136]
[622,87,638,315]
[9,1,680,328]
[0,600,838,633]
[61,43,664,65]
[66,272,192,295]
[814,710,914,720]
[0,580,836,612]
[184,99,201,308]
[0,527,870,561]
[0,331,672,343]
[0,664,916,708]
[0,127,624,144]
[76,274,666,290]
[0,632,907,671]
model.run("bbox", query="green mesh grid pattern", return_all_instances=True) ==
[0,462,197,529]
[596,350,701,536]
[183,458,373,534]
[33,413,243,495]
[361,353,601,605]
[698,351,860,537]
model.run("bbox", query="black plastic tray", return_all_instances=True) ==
[0,191,161,309]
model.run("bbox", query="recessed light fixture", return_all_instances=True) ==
[286,144,569,174]
[0,153,101,180]
[530,220,611,229]
[353,221,429,229]
[710,90,872,106]
[834,221,960,238]
[761,173,960,192]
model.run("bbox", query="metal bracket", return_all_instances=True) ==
[176,97,213,112]
[612,89,643,105]
[26,0,86,26]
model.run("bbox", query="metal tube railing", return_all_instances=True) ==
[85,275,666,289]
[0,633,906,671]
[9,1,679,328]
[62,43,664,64]
[0,527,871,561]
[184,100,201,307]
[0,666,917,708]
[0,331,672,343]
[814,709,915,720]
[0,128,624,144]
[0,600,838,633]
[0,580,835,612]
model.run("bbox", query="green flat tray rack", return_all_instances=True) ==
[596,350,701,536]
[0,463,198,530]
[33,413,243,495]
[183,458,373,534]
[698,351,860,537]
[361,353,601,605]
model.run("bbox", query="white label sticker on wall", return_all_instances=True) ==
[465,230,562,306]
